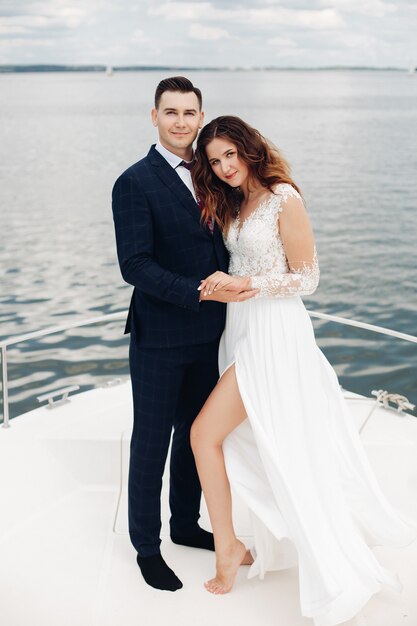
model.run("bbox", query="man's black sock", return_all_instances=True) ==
[171,526,215,551]
[136,554,183,591]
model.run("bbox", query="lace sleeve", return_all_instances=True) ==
[251,250,319,297]
[250,189,319,298]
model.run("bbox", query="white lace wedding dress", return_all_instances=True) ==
[218,183,416,626]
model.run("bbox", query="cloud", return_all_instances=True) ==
[0,22,31,36]
[267,36,297,47]
[131,29,148,43]
[148,2,212,21]
[189,23,230,40]
[318,0,397,18]
[149,2,344,29]
[1,0,416,67]
[0,3,91,41]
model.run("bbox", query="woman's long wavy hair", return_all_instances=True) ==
[192,116,301,233]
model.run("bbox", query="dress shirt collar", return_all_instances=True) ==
[155,141,194,169]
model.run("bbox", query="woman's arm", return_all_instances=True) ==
[250,193,319,297]
[199,193,319,298]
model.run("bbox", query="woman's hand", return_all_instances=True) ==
[200,287,259,303]
[198,271,252,295]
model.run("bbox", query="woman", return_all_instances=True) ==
[190,116,416,626]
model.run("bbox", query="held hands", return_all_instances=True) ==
[198,271,259,303]
[200,271,251,294]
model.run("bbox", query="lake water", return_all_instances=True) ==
[0,69,416,420]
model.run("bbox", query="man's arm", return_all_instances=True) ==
[112,173,201,312]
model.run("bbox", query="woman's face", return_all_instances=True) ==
[205,138,249,188]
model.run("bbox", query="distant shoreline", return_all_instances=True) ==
[0,64,411,74]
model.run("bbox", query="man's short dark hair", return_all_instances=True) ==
[154,76,202,110]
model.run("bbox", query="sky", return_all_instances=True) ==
[1,0,417,68]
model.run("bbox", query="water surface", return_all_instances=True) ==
[1,70,416,419]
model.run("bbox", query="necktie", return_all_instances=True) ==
[178,159,194,170]
[177,161,214,234]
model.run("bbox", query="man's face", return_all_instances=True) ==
[152,91,204,156]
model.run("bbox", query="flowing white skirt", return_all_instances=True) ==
[219,296,416,626]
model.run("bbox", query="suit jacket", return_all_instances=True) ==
[112,145,229,348]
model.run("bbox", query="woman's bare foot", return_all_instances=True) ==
[204,540,247,594]
[241,549,254,566]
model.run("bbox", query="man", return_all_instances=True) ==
[112,76,256,591]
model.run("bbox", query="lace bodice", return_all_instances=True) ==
[224,183,319,297]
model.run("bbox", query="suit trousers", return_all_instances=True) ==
[128,334,221,557]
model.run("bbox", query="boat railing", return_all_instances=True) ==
[1,310,416,429]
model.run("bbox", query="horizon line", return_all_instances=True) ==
[0,63,413,73]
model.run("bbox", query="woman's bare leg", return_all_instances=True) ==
[190,364,253,594]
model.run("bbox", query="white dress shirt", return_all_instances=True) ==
[155,141,197,202]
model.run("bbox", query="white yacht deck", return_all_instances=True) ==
[0,381,416,626]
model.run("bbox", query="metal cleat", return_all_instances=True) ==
[98,378,123,388]
[37,385,80,409]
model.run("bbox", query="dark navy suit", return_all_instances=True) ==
[112,145,229,556]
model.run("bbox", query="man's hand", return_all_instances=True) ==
[198,271,252,295]
[200,287,259,303]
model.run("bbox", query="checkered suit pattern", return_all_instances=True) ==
[112,145,229,556]
[129,336,220,556]
[112,145,229,348]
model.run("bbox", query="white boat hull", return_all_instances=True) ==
[1,382,416,626]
